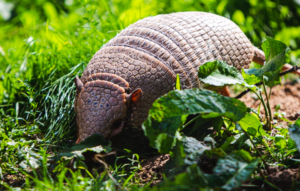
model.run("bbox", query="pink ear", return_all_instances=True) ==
[126,88,143,105]
[75,76,83,92]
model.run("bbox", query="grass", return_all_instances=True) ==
[1,0,300,190]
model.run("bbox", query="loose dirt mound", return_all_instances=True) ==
[266,167,299,190]
[138,154,170,184]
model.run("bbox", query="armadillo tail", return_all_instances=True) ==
[252,46,266,65]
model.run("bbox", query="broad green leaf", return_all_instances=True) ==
[167,136,210,173]
[54,134,111,161]
[238,113,266,137]
[275,135,286,150]
[206,152,259,190]
[70,134,107,151]
[155,133,177,154]
[181,136,210,165]
[220,136,235,151]
[247,127,257,136]
[264,70,281,87]
[142,116,181,153]
[198,60,246,87]
[184,116,223,140]
[289,118,300,151]
[172,140,186,168]
[231,150,253,163]
[287,138,296,150]
[231,132,249,149]
[241,69,261,85]
[149,89,247,122]
[262,36,289,62]
[174,164,208,188]
[243,37,289,86]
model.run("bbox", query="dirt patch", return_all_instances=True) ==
[254,167,300,191]
[2,173,26,188]
[138,154,170,184]
[239,82,300,123]
[267,168,299,190]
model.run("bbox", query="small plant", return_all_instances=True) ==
[141,37,300,190]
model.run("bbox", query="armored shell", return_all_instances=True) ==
[75,12,257,142]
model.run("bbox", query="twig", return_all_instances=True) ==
[93,152,122,189]
[235,65,300,99]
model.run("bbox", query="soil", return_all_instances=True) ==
[137,154,170,185]
[239,82,300,122]
[252,167,300,191]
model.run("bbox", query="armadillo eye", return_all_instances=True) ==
[111,118,124,131]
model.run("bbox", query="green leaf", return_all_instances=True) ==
[287,138,296,150]
[238,113,266,137]
[184,116,223,140]
[181,136,210,165]
[149,89,247,122]
[262,36,289,62]
[220,136,235,151]
[174,164,208,188]
[54,134,112,161]
[241,69,261,85]
[264,70,281,87]
[275,135,286,150]
[289,118,300,151]
[142,116,181,153]
[247,127,257,136]
[206,152,259,190]
[70,134,107,151]
[198,60,246,87]
[231,132,249,149]
[231,150,253,163]
[143,89,247,153]
[243,37,288,86]
[167,136,210,174]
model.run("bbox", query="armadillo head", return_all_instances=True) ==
[74,73,142,143]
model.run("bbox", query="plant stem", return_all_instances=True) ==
[252,88,271,130]
[235,65,300,99]
[259,91,271,130]
[262,77,273,130]
[182,114,202,129]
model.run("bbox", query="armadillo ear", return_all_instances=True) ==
[75,76,83,92]
[126,88,143,105]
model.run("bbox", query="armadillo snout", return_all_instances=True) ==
[74,75,129,143]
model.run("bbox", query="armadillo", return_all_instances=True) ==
[74,11,266,143]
